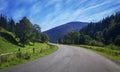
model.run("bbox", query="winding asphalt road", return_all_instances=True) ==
[1,44,120,72]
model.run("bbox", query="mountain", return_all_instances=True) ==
[44,22,88,43]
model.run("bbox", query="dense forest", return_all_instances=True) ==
[58,12,120,46]
[0,14,49,47]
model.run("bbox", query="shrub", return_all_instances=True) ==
[89,40,105,47]
[0,55,8,63]
[107,44,120,50]
[16,52,22,58]
[114,35,120,46]
[23,52,31,60]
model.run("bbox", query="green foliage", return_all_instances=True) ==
[95,31,104,42]
[0,14,16,32]
[0,32,18,45]
[0,28,49,54]
[8,18,15,33]
[107,44,120,50]
[58,31,92,45]
[79,34,92,44]
[0,35,20,54]
[33,24,41,42]
[41,33,49,43]
[0,14,49,47]
[16,51,22,58]
[0,13,50,69]
[22,52,31,60]
[89,40,105,47]
[15,17,35,46]
[59,12,120,48]
[59,31,80,44]
[0,14,8,30]
[0,55,8,63]
[58,38,63,43]
[80,12,120,46]
[114,35,120,46]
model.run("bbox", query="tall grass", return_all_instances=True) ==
[78,45,120,63]
[0,44,58,69]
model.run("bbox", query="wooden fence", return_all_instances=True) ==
[0,47,50,64]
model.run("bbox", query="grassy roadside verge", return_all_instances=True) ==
[0,40,49,54]
[74,45,120,63]
[0,43,58,69]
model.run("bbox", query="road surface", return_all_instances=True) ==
[1,44,120,72]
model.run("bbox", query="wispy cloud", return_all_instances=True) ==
[0,0,120,31]
[0,0,8,11]
[40,0,120,31]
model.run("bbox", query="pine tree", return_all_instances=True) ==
[8,18,15,33]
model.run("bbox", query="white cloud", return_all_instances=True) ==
[29,1,42,16]
[75,6,119,22]
[1,0,120,31]
[44,0,62,8]
[40,0,120,31]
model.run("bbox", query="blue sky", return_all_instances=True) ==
[0,0,120,31]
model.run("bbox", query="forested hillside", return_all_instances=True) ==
[0,14,59,69]
[59,12,120,46]
[44,22,88,43]
[0,14,49,47]
[80,12,120,46]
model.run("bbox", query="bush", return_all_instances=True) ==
[89,40,105,47]
[113,51,120,56]
[114,35,120,46]
[16,52,22,58]
[22,52,31,60]
[0,55,8,63]
[107,44,120,50]
[7,54,17,62]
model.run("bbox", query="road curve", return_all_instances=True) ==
[0,44,120,72]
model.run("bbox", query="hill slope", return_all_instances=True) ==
[0,27,50,54]
[0,27,19,54]
[44,22,88,43]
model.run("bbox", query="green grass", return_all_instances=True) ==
[0,27,48,54]
[76,45,120,63]
[0,36,49,54]
[0,44,58,69]
[0,27,19,54]
[0,27,58,69]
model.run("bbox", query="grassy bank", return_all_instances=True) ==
[75,45,120,63]
[0,38,48,54]
[0,43,58,69]
[0,27,58,69]
[0,27,49,54]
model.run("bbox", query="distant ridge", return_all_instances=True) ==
[44,22,88,43]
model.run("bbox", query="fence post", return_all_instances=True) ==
[18,48,21,52]
[33,48,35,53]
[0,55,1,63]
[16,48,21,58]
[40,48,42,53]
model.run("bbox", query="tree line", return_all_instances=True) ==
[58,12,120,46]
[0,14,49,46]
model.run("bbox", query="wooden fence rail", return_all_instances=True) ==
[0,47,49,63]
